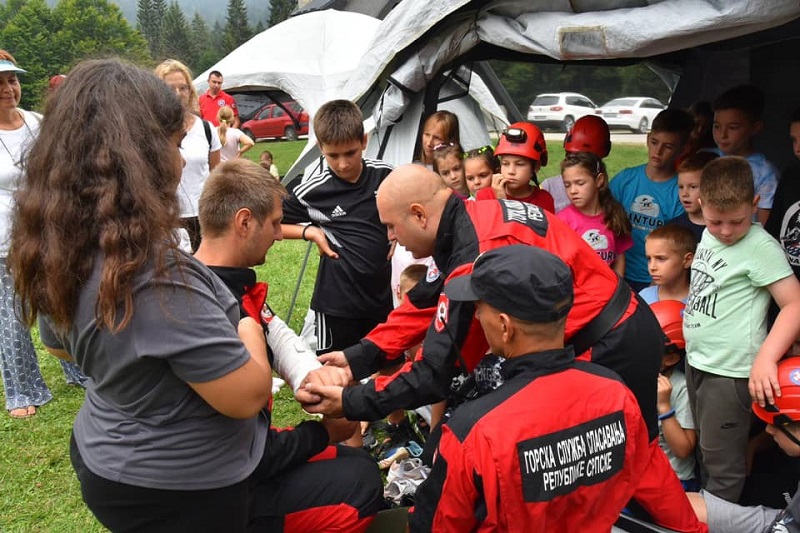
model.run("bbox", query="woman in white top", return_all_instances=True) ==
[0,50,85,419]
[154,59,221,252]
[217,105,254,162]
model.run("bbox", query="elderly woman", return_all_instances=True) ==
[0,50,84,419]
[154,59,221,252]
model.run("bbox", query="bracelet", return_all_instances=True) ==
[658,408,676,421]
[301,225,311,241]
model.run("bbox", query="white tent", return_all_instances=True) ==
[195,8,511,183]
[194,10,382,119]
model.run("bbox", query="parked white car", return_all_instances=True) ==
[526,92,597,132]
[595,97,666,133]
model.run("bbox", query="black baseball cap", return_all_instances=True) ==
[444,245,573,322]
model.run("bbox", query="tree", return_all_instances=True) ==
[223,0,251,54]
[0,0,149,111]
[50,0,149,65]
[268,0,296,28]
[0,0,61,109]
[191,11,216,74]
[161,1,195,67]
[253,19,265,35]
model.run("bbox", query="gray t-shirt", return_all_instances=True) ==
[40,251,267,490]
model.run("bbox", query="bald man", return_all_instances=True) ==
[302,164,706,533]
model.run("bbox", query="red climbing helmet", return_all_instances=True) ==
[650,300,685,350]
[495,121,548,167]
[752,357,800,425]
[563,115,612,158]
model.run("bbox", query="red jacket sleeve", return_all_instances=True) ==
[408,425,482,532]
[632,440,709,533]
[341,264,490,421]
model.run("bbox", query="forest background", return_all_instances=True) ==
[0,0,671,115]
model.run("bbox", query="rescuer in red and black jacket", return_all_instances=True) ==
[302,164,706,532]
[408,245,652,532]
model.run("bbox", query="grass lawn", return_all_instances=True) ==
[1,138,648,531]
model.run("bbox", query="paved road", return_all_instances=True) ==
[544,132,647,145]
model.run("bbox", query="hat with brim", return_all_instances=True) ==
[444,245,573,323]
[0,59,26,74]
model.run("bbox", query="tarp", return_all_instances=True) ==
[318,0,800,174]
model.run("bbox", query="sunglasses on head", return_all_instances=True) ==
[433,142,455,151]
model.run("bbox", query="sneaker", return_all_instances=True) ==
[387,458,429,484]
[362,427,379,451]
[271,377,285,395]
[384,478,423,506]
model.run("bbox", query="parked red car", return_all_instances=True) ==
[240,101,309,141]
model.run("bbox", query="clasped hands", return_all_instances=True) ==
[295,351,353,418]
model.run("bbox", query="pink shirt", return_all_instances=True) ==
[557,205,632,266]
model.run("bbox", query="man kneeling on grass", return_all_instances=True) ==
[194,159,383,532]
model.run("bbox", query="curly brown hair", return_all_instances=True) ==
[9,58,186,333]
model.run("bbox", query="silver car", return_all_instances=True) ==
[527,92,597,132]
[596,97,666,133]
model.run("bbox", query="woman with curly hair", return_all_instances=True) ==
[9,58,271,531]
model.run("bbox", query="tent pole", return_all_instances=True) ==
[287,239,314,326]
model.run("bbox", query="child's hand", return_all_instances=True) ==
[305,226,339,259]
[750,357,781,408]
[490,173,507,199]
[656,374,673,413]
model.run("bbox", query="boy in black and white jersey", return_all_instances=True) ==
[281,100,394,357]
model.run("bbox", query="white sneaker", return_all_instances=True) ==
[384,478,423,505]
[271,377,285,394]
[387,458,429,484]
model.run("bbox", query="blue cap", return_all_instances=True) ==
[444,245,573,322]
[0,59,26,74]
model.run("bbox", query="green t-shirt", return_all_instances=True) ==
[684,225,792,378]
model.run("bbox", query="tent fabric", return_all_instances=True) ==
[342,0,800,137]
[193,10,382,118]
[204,1,800,179]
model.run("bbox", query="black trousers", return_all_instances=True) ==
[314,311,384,356]
[71,434,384,533]
[71,434,249,533]
[180,216,202,253]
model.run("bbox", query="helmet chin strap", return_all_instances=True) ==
[777,424,800,449]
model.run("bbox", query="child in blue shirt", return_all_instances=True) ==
[610,108,693,292]
[712,84,779,225]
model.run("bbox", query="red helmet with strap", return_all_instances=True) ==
[495,121,548,167]
[650,300,685,350]
[752,357,800,425]
[563,115,611,158]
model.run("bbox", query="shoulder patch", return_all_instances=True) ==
[517,410,627,502]
[426,264,441,283]
[500,199,549,237]
[434,293,449,333]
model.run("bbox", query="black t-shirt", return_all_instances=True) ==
[667,212,705,244]
[765,163,800,280]
[282,158,393,319]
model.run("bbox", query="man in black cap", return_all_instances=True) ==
[408,245,651,532]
